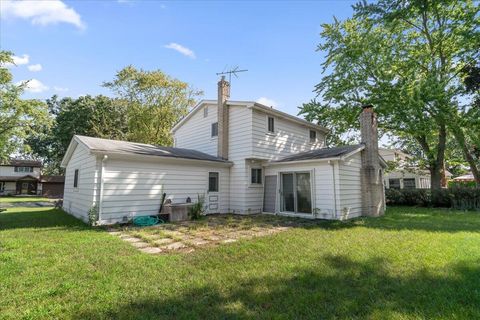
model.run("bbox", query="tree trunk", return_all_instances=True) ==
[451,126,480,185]
[415,123,447,190]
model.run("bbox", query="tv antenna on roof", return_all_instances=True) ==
[216,66,248,83]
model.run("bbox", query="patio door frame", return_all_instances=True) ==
[278,171,314,216]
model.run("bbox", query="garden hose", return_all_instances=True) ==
[132,215,164,227]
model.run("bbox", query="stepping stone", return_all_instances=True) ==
[154,238,174,245]
[131,242,149,248]
[165,242,186,250]
[222,239,237,244]
[139,247,162,254]
[108,231,121,236]
[123,237,142,243]
[207,235,221,241]
[190,238,209,246]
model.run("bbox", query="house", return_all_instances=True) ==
[61,77,386,225]
[0,159,65,197]
[380,148,452,189]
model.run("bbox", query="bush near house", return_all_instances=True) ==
[386,187,480,210]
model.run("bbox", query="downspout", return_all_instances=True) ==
[329,160,338,219]
[98,155,108,224]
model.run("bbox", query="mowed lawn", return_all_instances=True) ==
[1,206,480,319]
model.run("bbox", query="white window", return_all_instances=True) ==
[251,168,262,184]
[73,169,79,188]
[14,166,33,173]
[0,182,5,192]
[204,106,208,118]
[309,130,317,143]
[267,116,274,133]
[208,172,219,192]
[389,178,400,189]
[211,122,218,137]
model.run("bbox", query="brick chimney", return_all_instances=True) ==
[359,104,385,216]
[217,76,230,159]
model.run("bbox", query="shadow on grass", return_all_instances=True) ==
[0,208,88,231]
[74,254,480,319]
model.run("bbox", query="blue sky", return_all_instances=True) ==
[1,0,356,116]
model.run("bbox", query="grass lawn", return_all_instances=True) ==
[0,196,54,203]
[1,206,480,319]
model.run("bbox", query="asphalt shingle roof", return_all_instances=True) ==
[0,159,42,167]
[76,136,229,163]
[273,145,364,163]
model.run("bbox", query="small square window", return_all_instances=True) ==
[251,168,262,184]
[74,169,79,188]
[204,106,208,118]
[208,172,219,192]
[211,122,218,137]
[309,130,317,143]
[267,117,274,133]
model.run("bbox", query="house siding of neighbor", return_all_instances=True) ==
[61,77,386,225]
[0,160,64,197]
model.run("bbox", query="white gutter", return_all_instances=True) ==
[98,154,108,223]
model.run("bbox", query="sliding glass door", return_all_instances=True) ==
[280,172,312,214]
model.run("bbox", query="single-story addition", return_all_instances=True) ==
[61,77,386,225]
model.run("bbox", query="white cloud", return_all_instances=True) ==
[256,97,277,107]
[1,0,85,30]
[17,79,49,93]
[54,86,69,92]
[164,43,196,59]
[3,54,30,68]
[27,64,42,72]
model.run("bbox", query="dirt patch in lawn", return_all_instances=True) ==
[107,214,320,254]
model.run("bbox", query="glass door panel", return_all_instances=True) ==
[296,173,312,213]
[281,173,295,212]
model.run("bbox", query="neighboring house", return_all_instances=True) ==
[0,159,65,197]
[0,160,42,195]
[380,148,452,189]
[452,173,475,182]
[61,77,386,225]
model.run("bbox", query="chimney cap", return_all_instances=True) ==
[361,104,374,109]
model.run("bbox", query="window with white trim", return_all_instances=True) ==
[14,166,33,173]
[208,172,219,192]
[211,122,218,137]
[0,182,5,192]
[73,169,79,188]
[309,130,317,143]
[251,168,262,184]
[267,116,274,133]
[204,106,208,118]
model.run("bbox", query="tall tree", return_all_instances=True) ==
[27,95,128,174]
[0,51,50,160]
[103,66,202,146]
[300,0,479,189]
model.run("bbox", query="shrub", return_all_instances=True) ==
[450,187,480,210]
[385,187,480,211]
[88,205,99,226]
[188,195,205,220]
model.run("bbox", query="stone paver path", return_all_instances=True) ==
[107,214,320,255]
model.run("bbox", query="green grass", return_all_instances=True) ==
[1,206,480,319]
[0,196,54,203]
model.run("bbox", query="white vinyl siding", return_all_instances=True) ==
[98,156,229,224]
[252,109,325,160]
[174,103,218,156]
[338,152,363,219]
[0,166,41,179]
[227,106,252,213]
[63,143,98,223]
